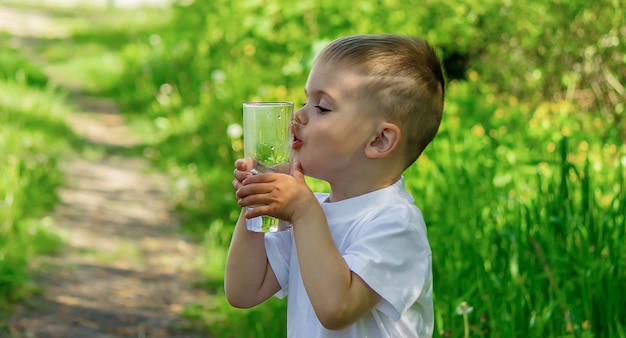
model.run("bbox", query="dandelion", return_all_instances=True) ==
[456,301,473,338]
[456,301,474,315]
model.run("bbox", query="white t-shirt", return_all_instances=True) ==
[265,177,433,338]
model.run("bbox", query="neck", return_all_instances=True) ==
[327,169,401,202]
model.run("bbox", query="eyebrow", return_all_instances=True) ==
[304,88,337,105]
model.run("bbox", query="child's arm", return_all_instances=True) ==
[224,161,281,308]
[237,162,382,329]
[291,206,382,330]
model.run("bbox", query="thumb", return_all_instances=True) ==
[235,158,255,171]
[290,161,306,183]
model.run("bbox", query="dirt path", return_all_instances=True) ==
[2,3,211,338]
[7,102,208,338]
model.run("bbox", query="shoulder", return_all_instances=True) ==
[351,200,430,257]
[364,198,425,232]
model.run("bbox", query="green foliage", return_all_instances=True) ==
[181,219,287,337]
[104,0,625,336]
[183,295,287,338]
[475,0,625,124]
[0,80,70,310]
[0,47,48,87]
[407,79,625,336]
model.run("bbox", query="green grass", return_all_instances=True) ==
[184,220,288,337]
[0,48,48,87]
[0,32,79,313]
[402,82,626,337]
[0,80,71,311]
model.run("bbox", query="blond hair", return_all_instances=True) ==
[315,34,445,167]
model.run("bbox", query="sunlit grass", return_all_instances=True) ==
[402,82,626,337]
[0,39,75,310]
[45,51,124,92]
[0,79,72,311]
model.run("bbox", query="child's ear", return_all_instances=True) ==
[365,122,401,159]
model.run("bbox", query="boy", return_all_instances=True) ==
[225,34,445,337]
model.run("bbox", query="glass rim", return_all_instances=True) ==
[243,101,293,107]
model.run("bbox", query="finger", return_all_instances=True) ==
[238,193,271,209]
[244,206,263,219]
[236,181,274,199]
[244,205,274,219]
[290,161,306,183]
[241,172,278,185]
[235,158,255,171]
[234,169,253,182]
[232,177,248,191]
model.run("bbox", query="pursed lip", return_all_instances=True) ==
[292,125,303,150]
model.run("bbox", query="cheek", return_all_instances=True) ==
[307,119,370,154]
[328,124,371,151]
[312,128,342,150]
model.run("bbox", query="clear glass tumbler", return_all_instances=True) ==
[243,102,293,232]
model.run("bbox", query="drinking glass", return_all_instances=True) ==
[243,102,293,232]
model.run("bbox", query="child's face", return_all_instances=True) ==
[292,61,379,183]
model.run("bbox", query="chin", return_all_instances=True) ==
[298,160,325,181]
[304,171,326,182]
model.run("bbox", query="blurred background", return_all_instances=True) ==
[0,0,624,337]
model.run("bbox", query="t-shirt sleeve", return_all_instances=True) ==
[264,230,293,299]
[342,204,432,320]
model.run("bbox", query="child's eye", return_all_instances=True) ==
[314,105,331,114]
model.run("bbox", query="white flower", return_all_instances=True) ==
[456,301,474,315]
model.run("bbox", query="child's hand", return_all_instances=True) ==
[232,158,255,192]
[236,161,315,224]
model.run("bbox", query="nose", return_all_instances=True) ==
[294,106,308,125]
